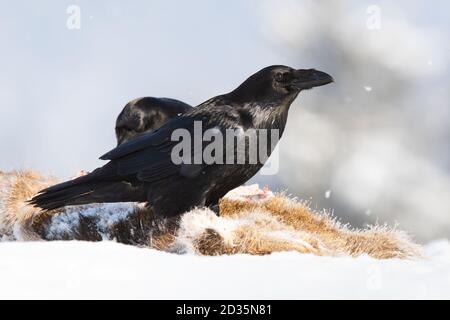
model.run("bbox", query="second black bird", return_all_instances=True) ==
[115,97,192,146]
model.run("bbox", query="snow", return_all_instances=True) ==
[0,240,449,299]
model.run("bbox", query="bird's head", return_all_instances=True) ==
[230,65,333,105]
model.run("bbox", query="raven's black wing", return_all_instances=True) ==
[109,116,200,182]
[103,103,244,183]
[29,115,200,210]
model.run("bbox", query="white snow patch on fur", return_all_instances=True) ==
[46,202,138,239]
[175,208,240,253]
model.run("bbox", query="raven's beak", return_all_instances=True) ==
[293,69,334,90]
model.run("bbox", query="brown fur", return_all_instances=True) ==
[0,170,422,259]
[214,197,420,258]
[0,170,60,240]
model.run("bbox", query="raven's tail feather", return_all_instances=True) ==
[28,166,145,210]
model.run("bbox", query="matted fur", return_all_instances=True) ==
[0,170,422,259]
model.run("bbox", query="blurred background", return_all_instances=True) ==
[0,0,448,241]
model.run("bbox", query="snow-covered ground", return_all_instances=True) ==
[0,240,449,299]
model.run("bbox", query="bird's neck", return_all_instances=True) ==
[198,92,297,135]
[243,101,291,136]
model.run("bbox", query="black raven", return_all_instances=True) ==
[115,97,192,145]
[30,65,333,217]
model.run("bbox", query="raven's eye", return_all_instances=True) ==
[275,72,284,82]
